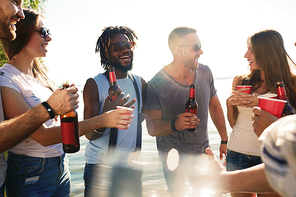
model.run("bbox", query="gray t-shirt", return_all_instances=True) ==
[146,64,216,156]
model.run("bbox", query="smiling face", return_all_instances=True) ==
[23,17,52,58]
[0,0,24,40]
[244,42,259,71]
[180,33,203,70]
[106,33,134,72]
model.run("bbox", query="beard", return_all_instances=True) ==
[109,53,134,72]
[112,62,133,72]
[0,12,16,40]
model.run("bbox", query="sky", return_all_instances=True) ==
[42,0,296,87]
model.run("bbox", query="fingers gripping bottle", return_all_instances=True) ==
[185,84,198,132]
[60,84,80,153]
[108,67,122,102]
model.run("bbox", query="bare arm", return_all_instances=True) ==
[0,86,79,152]
[0,104,49,153]
[205,148,274,193]
[224,164,273,193]
[1,86,133,146]
[226,76,240,128]
[83,78,104,140]
[145,109,171,137]
[83,78,136,140]
[209,94,228,160]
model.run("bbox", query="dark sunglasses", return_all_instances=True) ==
[179,43,201,52]
[34,27,51,38]
[110,41,135,52]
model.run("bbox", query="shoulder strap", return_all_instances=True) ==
[128,73,142,151]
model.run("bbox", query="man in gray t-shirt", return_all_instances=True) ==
[145,27,228,193]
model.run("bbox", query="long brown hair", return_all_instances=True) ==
[1,9,55,91]
[246,30,296,108]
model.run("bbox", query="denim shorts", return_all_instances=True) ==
[226,149,262,171]
[6,152,71,197]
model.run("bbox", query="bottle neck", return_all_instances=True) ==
[277,86,288,100]
[109,70,117,83]
[189,88,195,99]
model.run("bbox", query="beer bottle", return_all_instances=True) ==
[60,84,80,153]
[276,81,296,116]
[185,84,198,132]
[108,67,122,102]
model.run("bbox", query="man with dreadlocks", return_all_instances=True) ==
[83,26,146,197]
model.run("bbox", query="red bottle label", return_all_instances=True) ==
[61,122,78,144]
[186,109,197,115]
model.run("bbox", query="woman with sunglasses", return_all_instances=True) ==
[226,29,296,197]
[0,9,134,197]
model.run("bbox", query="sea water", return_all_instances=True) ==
[68,78,233,196]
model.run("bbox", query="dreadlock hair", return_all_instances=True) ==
[95,26,138,70]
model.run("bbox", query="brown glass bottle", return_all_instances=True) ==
[108,67,122,102]
[60,84,80,153]
[276,81,296,116]
[185,84,198,132]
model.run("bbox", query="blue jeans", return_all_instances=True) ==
[6,152,71,197]
[84,163,142,197]
[226,149,262,171]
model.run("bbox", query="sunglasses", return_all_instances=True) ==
[110,41,135,52]
[179,43,201,52]
[34,27,51,38]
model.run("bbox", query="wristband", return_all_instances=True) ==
[171,117,179,132]
[94,129,104,134]
[221,141,228,144]
[41,101,55,119]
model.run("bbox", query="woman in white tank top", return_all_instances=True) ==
[226,29,296,197]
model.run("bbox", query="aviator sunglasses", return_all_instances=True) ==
[179,43,201,52]
[110,41,135,52]
[34,27,51,38]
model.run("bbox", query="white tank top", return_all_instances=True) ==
[84,73,142,165]
[228,106,261,156]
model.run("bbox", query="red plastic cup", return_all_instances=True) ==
[258,96,287,118]
[116,106,133,130]
[237,85,252,94]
